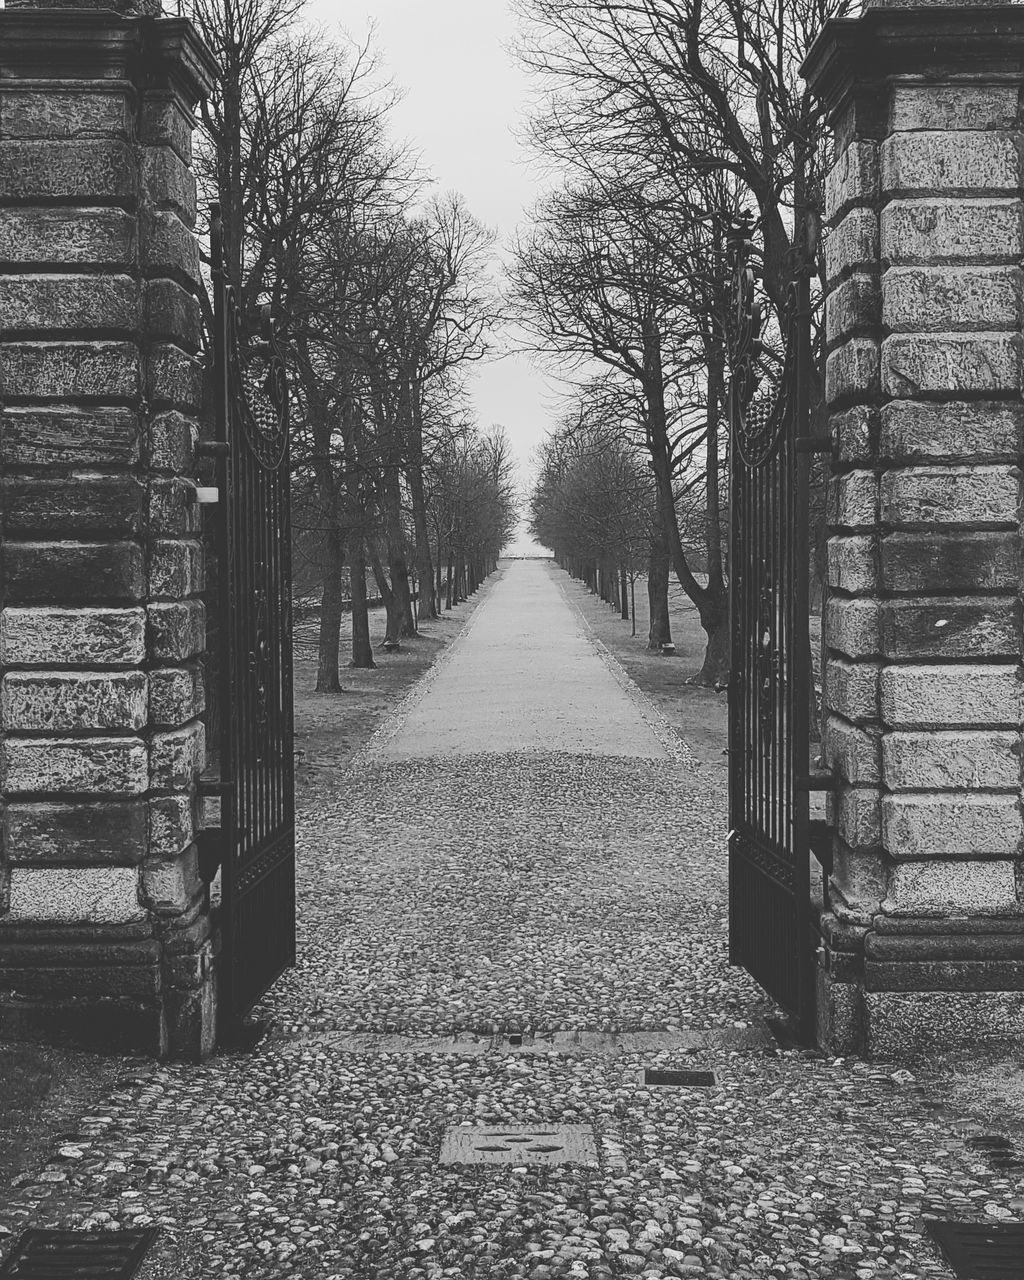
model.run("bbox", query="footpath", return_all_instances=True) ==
[1,559,1022,1279]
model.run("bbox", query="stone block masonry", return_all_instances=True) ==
[804,3,1024,1057]
[0,0,218,1058]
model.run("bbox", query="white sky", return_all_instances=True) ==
[307,0,557,554]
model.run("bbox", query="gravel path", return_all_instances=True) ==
[1,560,1022,1279]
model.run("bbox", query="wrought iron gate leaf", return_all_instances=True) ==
[201,205,296,1031]
[726,216,817,1043]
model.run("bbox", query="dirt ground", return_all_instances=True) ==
[565,571,731,779]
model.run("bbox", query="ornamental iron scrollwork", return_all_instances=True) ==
[726,215,799,470]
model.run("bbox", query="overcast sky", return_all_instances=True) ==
[307,0,557,554]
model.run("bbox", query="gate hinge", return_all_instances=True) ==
[196,828,224,883]
[795,772,837,792]
[196,440,231,459]
[197,780,233,799]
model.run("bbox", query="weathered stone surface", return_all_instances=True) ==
[0,139,136,201]
[884,792,1023,859]
[830,841,886,914]
[148,794,193,860]
[891,83,1019,133]
[142,146,197,225]
[3,273,140,333]
[883,332,1020,398]
[140,95,194,162]
[1,88,131,140]
[881,663,1024,728]
[826,273,880,345]
[2,341,138,402]
[827,535,877,594]
[147,409,197,473]
[0,960,160,1000]
[2,475,144,537]
[1,670,147,732]
[824,207,878,287]
[141,848,202,916]
[0,406,139,467]
[824,596,881,660]
[148,479,200,537]
[883,858,1019,917]
[883,265,1021,332]
[142,209,201,287]
[150,721,205,791]
[147,600,204,661]
[881,198,1022,264]
[827,784,882,850]
[149,539,203,600]
[828,470,878,528]
[1,735,147,795]
[0,208,136,268]
[3,540,145,604]
[149,665,204,727]
[879,399,1022,460]
[825,657,879,724]
[146,343,204,412]
[144,279,201,351]
[6,867,144,924]
[3,800,147,865]
[881,131,1020,194]
[824,715,882,784]
[825,140,879,221]
[881,465,1020,526]
[0,606,145,666]
[880,530,1020,593]
[884,730,1021,792]
[866,990,1024,1058]
[830,404,876,462]
[880,596,1019,659]
[825,338,881,406]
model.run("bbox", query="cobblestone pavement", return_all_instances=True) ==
[2,561,1023,1279]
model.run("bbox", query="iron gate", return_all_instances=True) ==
[726,215,821,1043]
[200,206,296,1032]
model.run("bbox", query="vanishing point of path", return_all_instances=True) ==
[2,560,1021,1279]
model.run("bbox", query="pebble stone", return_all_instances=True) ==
[0,562,1021,1278]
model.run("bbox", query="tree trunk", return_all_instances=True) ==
[446,557,453,609]
[696,591,730,688]
[620,566,629,620]
[349,539,374,669]
[647,540,672,652]
[316,527,344,692]
[369,543,401,649]
[408,454,438,620]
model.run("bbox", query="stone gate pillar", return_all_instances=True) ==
[0,0,218,1056]
[803,1,1024,1056]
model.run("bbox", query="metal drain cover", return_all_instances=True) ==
[440,1123,598,1166]
[0,1228,159,1279]
[925,1221,1024,1278]
[644,1068,717,1088]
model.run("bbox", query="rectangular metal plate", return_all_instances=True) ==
[925,1221,1024,1279]
[644,1068,717,1087]
[439,1123,598,1167]
[0,1228,159,1279]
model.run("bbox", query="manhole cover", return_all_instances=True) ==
[925,1221,1024,1279]
[440,1124,598,1166]
[644,1068,717,1088]
[0,1228,159,1279]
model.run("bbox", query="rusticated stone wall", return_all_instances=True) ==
[0,1,218,1056]
[804,5,1024,1055]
